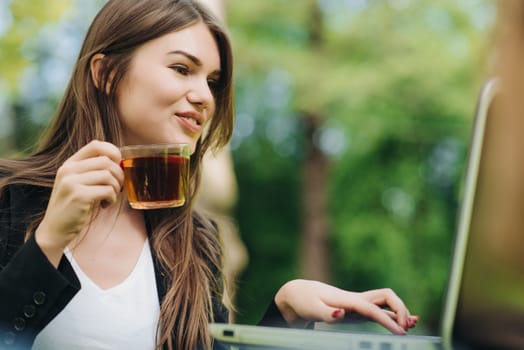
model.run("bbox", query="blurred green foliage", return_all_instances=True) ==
[229,0,495,334]
[0,0,105,154]
[0,0,70,90]
[0,0,495,336]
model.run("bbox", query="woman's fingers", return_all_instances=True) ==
[62,155,124,181]
[348,289,419,333]
[80,183,120,206]
[320,286,417,334]
[382,309,419,328]
[336,294,408,335]
[61,165,123,195]
[69,140,122,164]
[57,141,124,197]
[361,288,411,329]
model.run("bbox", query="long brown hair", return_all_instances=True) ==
[0,0,234,349]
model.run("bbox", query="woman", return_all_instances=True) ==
[0,0,417,349]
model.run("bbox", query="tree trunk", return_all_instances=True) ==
[298,1,330,282]
[299,112,330,282]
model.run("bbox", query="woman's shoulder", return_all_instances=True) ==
[0,166,11,180]
[0,180,51,215]
[3,181,50,198]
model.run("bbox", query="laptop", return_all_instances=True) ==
[210,78,524,349]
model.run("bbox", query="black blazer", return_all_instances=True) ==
[0,183,286,349]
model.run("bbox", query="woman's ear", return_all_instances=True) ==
[90,53,106,90]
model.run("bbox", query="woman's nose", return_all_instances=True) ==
[186,77,213,110]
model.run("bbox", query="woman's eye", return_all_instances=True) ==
[170,65,189,75]
[207,79,219,91]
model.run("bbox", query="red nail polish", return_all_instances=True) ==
[332,309,341,318]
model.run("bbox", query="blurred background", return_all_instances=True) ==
[0,0,496,336]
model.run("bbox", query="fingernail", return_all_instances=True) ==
[331,309,342,319]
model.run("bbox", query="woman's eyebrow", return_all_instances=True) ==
[168,50,221,77]
[168,50,202,66]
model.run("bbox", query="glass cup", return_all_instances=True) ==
[120,143,190,209]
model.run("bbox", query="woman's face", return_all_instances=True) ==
[116,22,221,153]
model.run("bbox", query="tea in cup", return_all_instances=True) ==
[120,144,190,209]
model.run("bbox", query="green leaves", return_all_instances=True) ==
[230,0,493,331]
[0,0,72,92]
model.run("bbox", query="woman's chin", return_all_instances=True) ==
[167,139,197,154]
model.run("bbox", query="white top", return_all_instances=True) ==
[32,241,160,350]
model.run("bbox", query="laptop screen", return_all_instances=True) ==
[452,83,524,348]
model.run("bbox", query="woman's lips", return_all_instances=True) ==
[175,113,201,133]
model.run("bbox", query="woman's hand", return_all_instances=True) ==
[274,279,418,335]
[35,140,124,267]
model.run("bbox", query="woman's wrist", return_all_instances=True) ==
[274,280,308,327]
[34,224,68,268]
